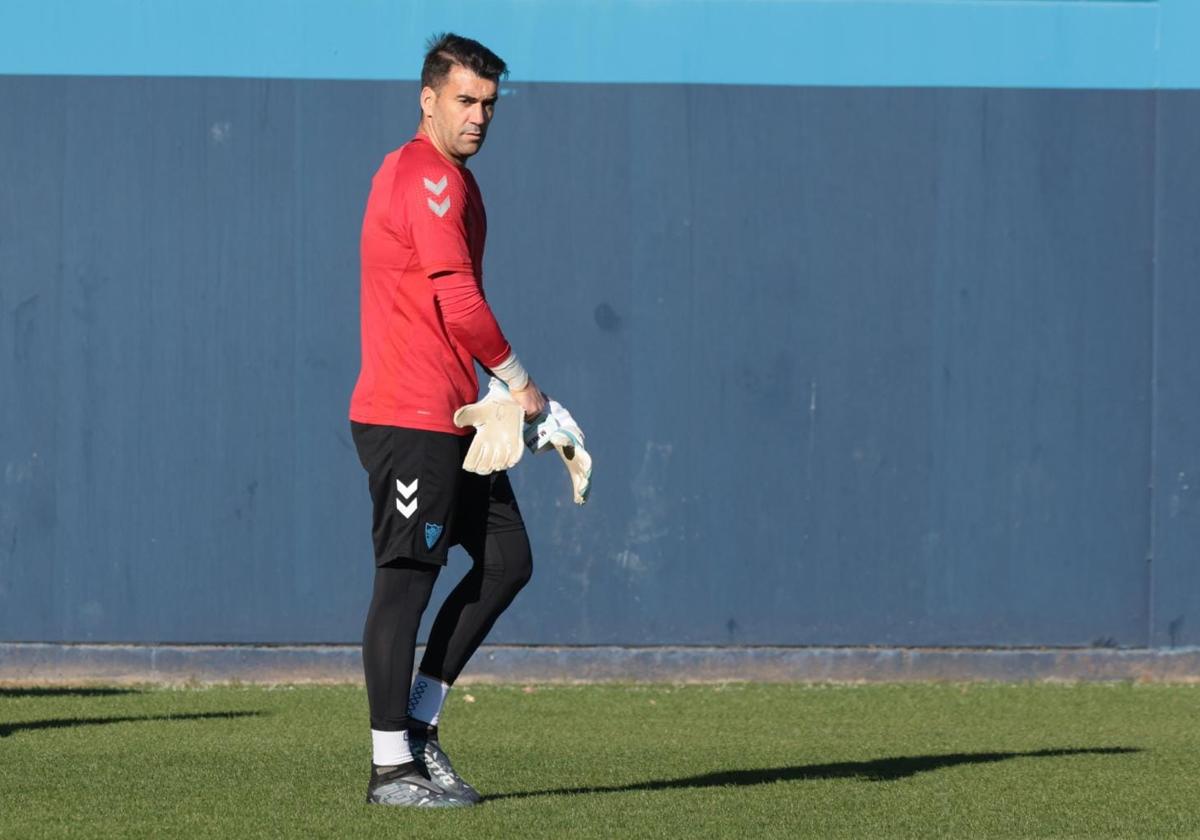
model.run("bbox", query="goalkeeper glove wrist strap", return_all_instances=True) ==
[491,352,529,392]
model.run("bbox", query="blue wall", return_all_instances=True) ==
[2,1,1199,647]
[0,0,1181,89]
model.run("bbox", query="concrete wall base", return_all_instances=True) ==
[2,644,1200,685]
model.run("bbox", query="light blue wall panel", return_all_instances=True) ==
[0,0,1177,90]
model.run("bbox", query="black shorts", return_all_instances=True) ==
[350,421,527,566]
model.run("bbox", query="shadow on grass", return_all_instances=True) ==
[0,711,265,738]
[0,687,143,699]
[488,747,1143,801]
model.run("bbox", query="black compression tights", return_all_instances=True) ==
[361,529,533,731]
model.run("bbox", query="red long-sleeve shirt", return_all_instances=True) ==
[350,133,511,434]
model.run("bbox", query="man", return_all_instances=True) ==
[349,32,545,808]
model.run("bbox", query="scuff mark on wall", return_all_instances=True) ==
[806,378,818,497]
[209,121,233,144]
[611,441,675,581]
[1168,471,1191,519]
[625,441,673,546]
[12,294,39,363]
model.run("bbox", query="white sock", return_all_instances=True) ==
[407,671,452,727]
[371,729,412,767]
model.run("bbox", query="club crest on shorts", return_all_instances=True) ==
[425,522,444,550]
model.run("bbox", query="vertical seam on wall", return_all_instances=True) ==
[291,79,303,604]
[1146,0,1164,647]
[1147,83,1161,648]
[53,77,69,640]
[684,83,698,601]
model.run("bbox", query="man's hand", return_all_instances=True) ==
[453,392,525,475]
[509,379,546,420]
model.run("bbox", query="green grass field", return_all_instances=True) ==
[2,682,1199,838]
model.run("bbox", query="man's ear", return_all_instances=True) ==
[420,86,436,119]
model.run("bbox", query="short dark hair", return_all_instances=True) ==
[421,33,508,90]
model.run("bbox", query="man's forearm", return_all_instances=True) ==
[431,271,513,371]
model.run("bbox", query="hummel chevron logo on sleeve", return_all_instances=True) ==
[422,175,451,217]
[396,477,418,519]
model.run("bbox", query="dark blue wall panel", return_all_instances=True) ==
[0,77,1183,646]
[1151,92,1200,648]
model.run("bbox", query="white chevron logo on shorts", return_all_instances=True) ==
[427,196,451,217]
[423,176,448,196]
[396,477,418,518]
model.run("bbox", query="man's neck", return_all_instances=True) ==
[417,124,466,168]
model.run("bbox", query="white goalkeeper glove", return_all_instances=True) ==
[453,385,525,475]
[521,390,592,506]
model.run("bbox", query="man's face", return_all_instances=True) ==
[421,64,498,164]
